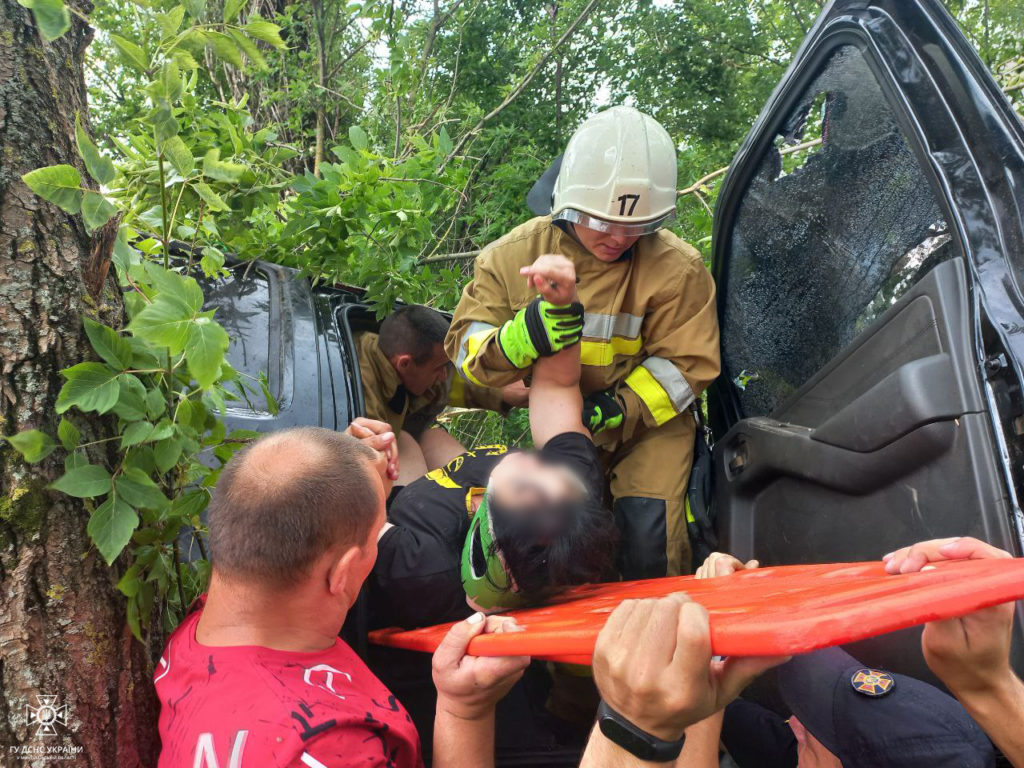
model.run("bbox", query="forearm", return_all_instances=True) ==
[433,700,495,768]
[578,714,720,768]
[533,344,580,389]
[579,727,663,768]
[678,712,723,768]
[957,674,1024,766]
[530,348,585,446]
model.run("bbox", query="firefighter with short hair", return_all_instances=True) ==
[445,105,720,578]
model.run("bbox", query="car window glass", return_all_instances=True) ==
[203,265,274,412]
[721,44,954,418]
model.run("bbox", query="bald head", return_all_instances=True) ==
[208,427,381,588]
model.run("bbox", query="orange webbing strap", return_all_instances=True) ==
[369,559,1024,664]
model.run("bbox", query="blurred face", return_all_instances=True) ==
[395,344,450,396]
[487,451,585,512]
[573,223,640,263]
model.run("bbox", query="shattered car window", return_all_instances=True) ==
[722,45,954,417]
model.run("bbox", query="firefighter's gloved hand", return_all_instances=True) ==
[582,389,624,434]
[497,298,584,369]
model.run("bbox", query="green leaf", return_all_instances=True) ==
[6,429,56,463]
[146,387,167,419]
[349,125,369,151]
[81,191,118,233]
[161,135,194,176]
[117,564,142,597]
[110,34,150,72]
[83,317,132,370]
[57,417,80,451]
[183,0,205,20]
[75,114,116,185]
[111,374,148,421]
[157,5,186,38]
[228,28,266,69]
[184,317,229,388]
[17,0,70,41]
[142,262,203,310]
[202,148,245,182]
[153,435,184,473]
[129,294,195,354]
[171,49,200,70]
[56,362,120,414]
[243,18,286,49]
[159,59,183,103]
[193,182,230,211]
[208,31,244,69]
[150,419,175,441]
[223,0,245,22]
[151,101,178,143]
[199,246,225,276]
[22,165,82,214]
[88,496,138,565]
[115,467,169,510]
[50,463,112,498]
[112,230,141,277]
[171,490,208,524]
[121,421,155,449]
[438,126,453,156]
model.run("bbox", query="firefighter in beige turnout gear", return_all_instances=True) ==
[357,305,514,442]
[445,106,720,577]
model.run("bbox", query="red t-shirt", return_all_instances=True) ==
[155,604,424,768]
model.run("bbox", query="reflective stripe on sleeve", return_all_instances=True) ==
[583,312,643,341]
[625,357,695,425]
[457,321,498,386]
[580,337,644,366]
[580,312,644,366]
[448,368,468,407]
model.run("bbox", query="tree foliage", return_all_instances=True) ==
[9,0,1024,640]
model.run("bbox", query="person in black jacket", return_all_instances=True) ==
[368,253,618,631]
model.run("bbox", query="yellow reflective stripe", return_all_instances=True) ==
[459,327,496,386]
[625,365,677,425]
[448,369,468,407]
[580,336,644,367]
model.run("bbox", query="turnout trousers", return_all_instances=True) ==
[598,411,696,578]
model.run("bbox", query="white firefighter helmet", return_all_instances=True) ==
[552,106,677,237]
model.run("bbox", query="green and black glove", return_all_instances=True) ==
[497,297,584,369]
[582,389,624,434]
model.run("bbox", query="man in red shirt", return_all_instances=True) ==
[155,421,529,768]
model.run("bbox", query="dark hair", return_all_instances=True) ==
[378,305,450,365]
[489,474,618,599]
[208,427,379,587]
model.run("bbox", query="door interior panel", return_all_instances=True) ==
[709,0,1024,690]
[717,258,1012,562]
[715,258,1021,679]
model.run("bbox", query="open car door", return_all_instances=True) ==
[709,0,1024,678]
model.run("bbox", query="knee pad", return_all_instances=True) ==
[613,496,668,579]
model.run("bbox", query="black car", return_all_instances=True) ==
[201,0,1024,759]
[708,0,1024,682]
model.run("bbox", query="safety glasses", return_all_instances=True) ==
[554,207,674,237]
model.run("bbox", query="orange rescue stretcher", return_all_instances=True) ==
[369,559,1024,664]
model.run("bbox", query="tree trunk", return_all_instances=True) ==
[0,2,159,765]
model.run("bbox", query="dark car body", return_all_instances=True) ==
[708,0,1024,681]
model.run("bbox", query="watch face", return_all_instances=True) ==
[599,717,655,761]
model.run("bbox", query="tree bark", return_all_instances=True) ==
[0,2,159,765]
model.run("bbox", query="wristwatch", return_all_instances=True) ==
[596,700,685,762]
